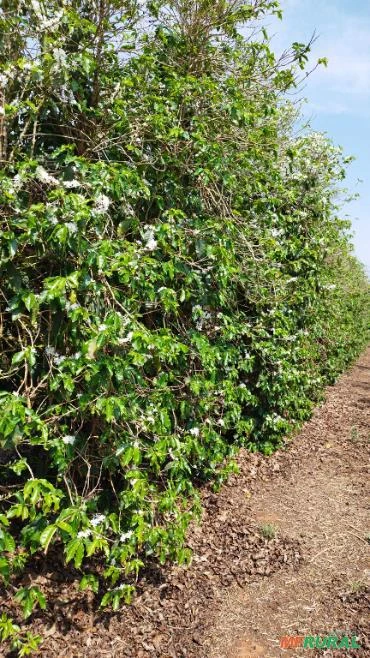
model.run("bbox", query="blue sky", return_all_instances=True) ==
[266,0,370,272]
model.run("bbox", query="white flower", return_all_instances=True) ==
[0,74,7,87]
[77,529,91,539]
[13,174,23,190]
[45,346,57,357]
[36,166,59,186]
[98,323,107,331]
[52,47,67,67]
[90,514,106,527]
[65,221,78,234]
[64,180,80,189]
[54,355,66,365]
[60,86,77,105]
[35,8,64,30]
[118,331,133,344]
[62,435,76,445]
[94,194,110,214]
[120,531,133,542]
[0,106,4,116]
[189,427,200,437]
[145,236,157,251]
[143,228,157,251]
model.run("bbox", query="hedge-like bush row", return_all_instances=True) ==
[0,1,368,652]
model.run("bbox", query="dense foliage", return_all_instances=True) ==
[0,0,369,652]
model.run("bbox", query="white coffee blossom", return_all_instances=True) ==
[64,179,80,189]
[52,47,67,68]
[118,331,133,344]
[145,235,157,251]
[123,202,135,217]
[62,435,76,445]
[36,166,59,186]
[98,323,108,331]
[120,531,133,542]
[94,194,110,214]
[45,346,57,357]
[0,106,4,116]
[60,86,77,105]
[77,530,91,539]
[91,514,106,527]
[189,427,200,437]
[65,222,78,234]
[13,174,23,190]
[142,227,157,251]
[41,15,62,30]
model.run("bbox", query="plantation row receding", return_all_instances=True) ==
[0,0,369,654]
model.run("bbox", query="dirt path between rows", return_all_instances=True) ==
[3,349,369,658]
[209,350,370,658]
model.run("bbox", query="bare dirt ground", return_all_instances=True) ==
[1,349,369,657]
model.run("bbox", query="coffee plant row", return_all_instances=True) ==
[0,1,369,653]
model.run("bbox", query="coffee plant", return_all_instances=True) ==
[0,0,369,653]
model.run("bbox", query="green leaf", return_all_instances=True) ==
[39,525,58,553]
[65,538,85,568]
[79,574,99,594]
